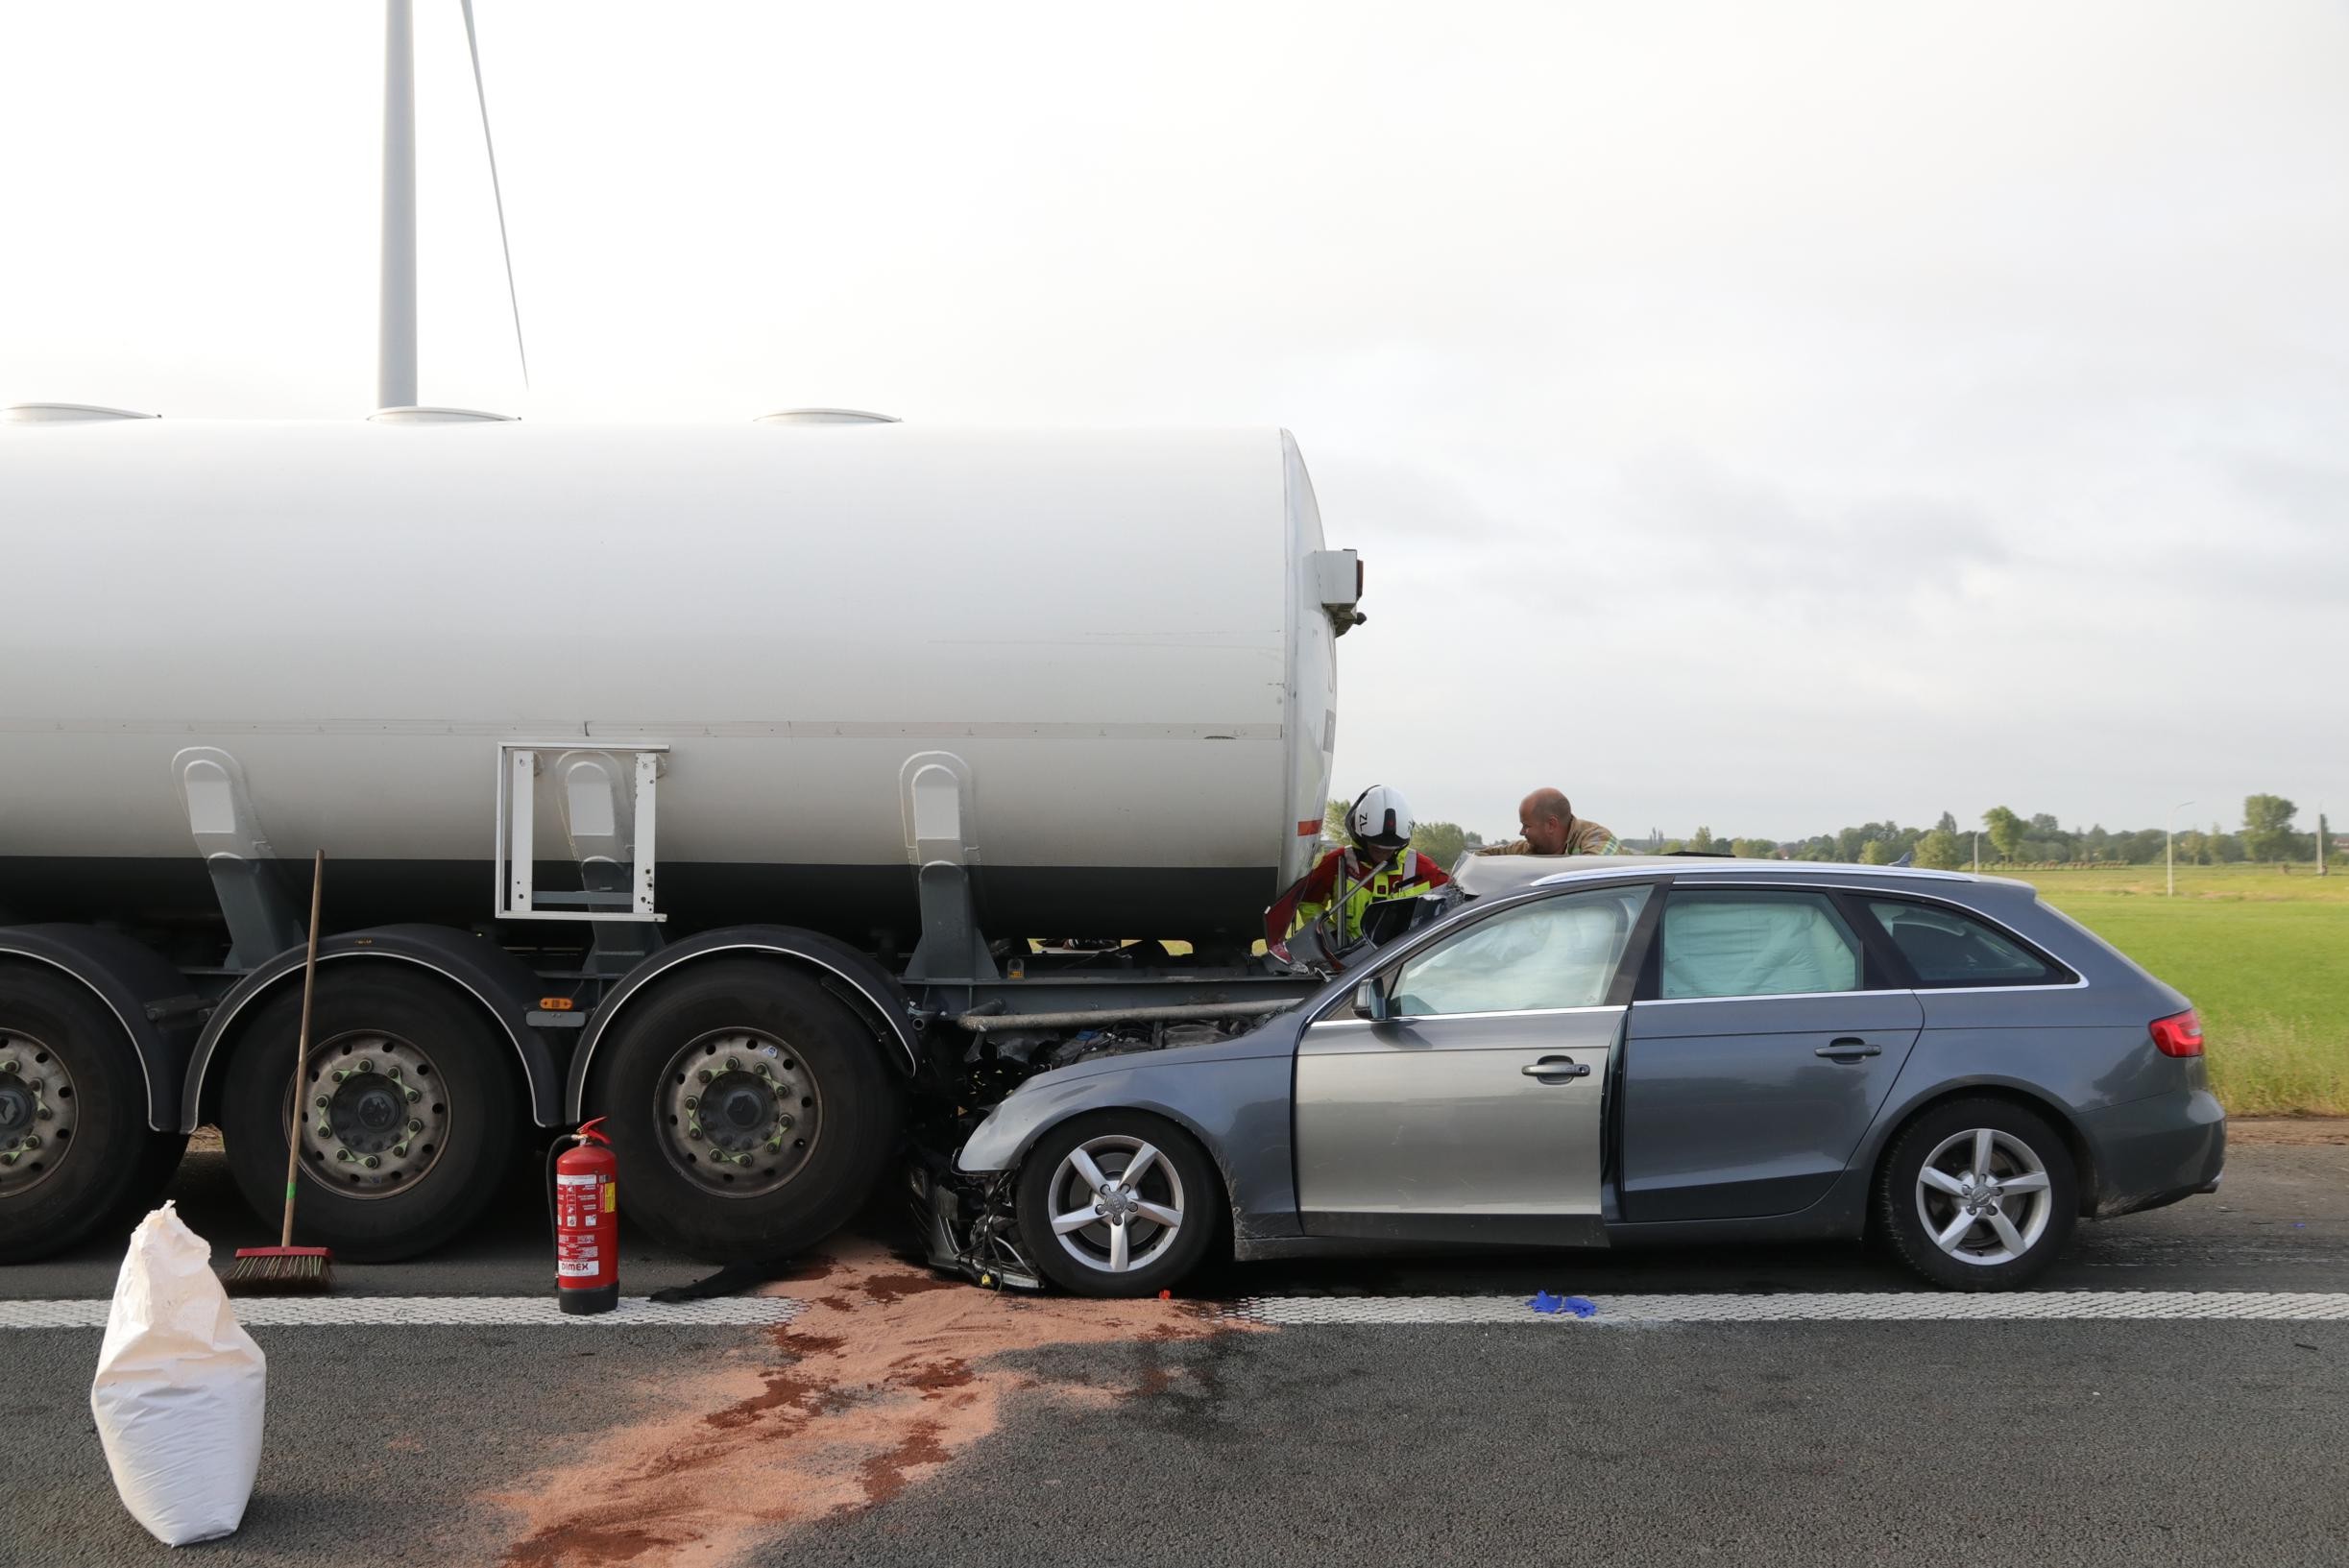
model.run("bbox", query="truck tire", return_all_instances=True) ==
[591,960,901,1264]
[220,970,519,1262]
[0,967,187,1264]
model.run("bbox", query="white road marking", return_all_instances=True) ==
[7,1290,2347,1330]
[1221,1291,2349,1324]
[0,1294,802,1329]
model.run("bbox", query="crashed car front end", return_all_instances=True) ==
[905,873,1464,1291]
[908,1156,1039,1291]
[913,1023,1307,1290]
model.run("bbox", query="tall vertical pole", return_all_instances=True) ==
[377,0,419,411]
[2320,808,2330,877]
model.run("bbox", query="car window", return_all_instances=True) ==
[1863,900,2062,986]
[1391,884,1652,1017]
[1659,891,1864,1000]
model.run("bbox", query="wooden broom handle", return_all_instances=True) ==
[281,851,326,1250]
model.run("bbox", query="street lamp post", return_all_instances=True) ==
[2167,799,2195,898]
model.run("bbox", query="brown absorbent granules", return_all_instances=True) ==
[491,1237,1258,1566]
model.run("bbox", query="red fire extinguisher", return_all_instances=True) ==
[553,1117,618,1315]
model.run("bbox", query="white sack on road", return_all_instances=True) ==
[88,1203,266,1546]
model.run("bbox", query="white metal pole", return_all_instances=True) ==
[2167,799,2194,897]
[377,0,418,411]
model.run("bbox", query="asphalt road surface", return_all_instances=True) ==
[4,1124,2344,1567]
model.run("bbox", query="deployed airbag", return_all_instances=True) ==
[1660,897,1858,998]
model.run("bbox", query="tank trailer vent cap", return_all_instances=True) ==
[3,402,160,423]
[754,408,900,425]
[369,406,520,424]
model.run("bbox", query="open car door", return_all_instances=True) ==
[1292,880,1660,1245]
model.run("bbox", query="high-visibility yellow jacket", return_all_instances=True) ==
[1267,846,1451,952]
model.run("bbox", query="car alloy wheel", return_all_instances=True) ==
[1912,1125,2054,1266]
[1045,1134,1187,1276]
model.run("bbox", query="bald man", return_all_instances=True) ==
[1477,788,1624,857]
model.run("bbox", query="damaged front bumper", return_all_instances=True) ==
[907,1154,1043,1291]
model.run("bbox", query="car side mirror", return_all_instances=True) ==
[1353,978,1389,1022]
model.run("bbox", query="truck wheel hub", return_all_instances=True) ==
[330,1076,407,1154]
[0,1033,73,1197]
[658,1029,822,1195]
[294,1031,448,1197]
[705,1078,771,1144]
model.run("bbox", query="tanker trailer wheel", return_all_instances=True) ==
[592,959,901,1264]
[220,971,518,1262]
[0,967,188,1265]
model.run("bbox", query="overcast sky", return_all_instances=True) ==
[5,1,2341,843]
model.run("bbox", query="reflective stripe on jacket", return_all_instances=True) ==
[1269,846,1452,948]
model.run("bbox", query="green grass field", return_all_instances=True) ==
[1988,864,2349,1116]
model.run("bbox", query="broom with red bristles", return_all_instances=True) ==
[224,851,334,1293]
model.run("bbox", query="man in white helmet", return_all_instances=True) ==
[1266,784,1452,956]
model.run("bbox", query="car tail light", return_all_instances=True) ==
[2149,1009,2204,1057]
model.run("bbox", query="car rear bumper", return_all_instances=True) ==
[2083,1088,2227,1219]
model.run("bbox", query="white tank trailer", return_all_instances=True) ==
[0,408,1365,1266]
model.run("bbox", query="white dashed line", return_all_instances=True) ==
[1221,1291,2349,1324]
[0,1295,803,1329]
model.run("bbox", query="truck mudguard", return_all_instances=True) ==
[182,924,565,1131]
[565,926,921,1122]
[0,925,206,1132]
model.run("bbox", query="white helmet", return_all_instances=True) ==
[1344,785,1415,854]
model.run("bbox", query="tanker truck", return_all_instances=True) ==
[0,405,1365,1266]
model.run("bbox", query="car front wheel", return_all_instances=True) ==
[1876,1097,2078,1291]
[1015,1113,1219,1297]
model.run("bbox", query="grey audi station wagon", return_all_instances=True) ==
[956,857,2226,1295]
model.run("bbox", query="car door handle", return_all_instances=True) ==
[1815,1038,1882,1060]
[1522,1055,1591,1080]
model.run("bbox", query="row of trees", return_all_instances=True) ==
[1327,797,2331,870]
[1652,796,2330,868]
